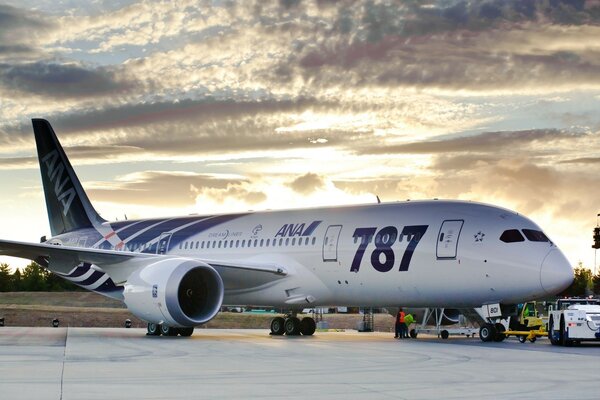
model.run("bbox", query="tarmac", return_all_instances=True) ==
[0,327,599,399]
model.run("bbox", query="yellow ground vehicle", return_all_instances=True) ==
[499,302,548,343]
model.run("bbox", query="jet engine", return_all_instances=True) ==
[123,258,224,327]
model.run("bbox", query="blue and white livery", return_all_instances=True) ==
[0,119,574,337]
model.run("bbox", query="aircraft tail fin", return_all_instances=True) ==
[32,119,105,236]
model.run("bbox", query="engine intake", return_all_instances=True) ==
[124,258,224,327]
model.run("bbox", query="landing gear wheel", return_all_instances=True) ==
[299,317,316,336]
[160,324,176,336]
[147,323,160,336]
[409,329,418,339]
[284,317,301,336]
[440,330,449,340]
[479,323,497,342]
[270,317,285,336]
[518,335,527,343]
[493,323,506,342]
[179,327,194,337]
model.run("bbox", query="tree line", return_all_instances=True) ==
[561,263,600,298]
[0,262,83,292]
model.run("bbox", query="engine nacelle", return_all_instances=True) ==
[123,258,224,327]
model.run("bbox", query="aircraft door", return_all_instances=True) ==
[157,232,173,255]
[323,225,342,262]
[436,220,464,259]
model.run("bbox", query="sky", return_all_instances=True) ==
[0,0,599,272]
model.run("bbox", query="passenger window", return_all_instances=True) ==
[312,237,316,245]
[522,229,550,242]
[292,238,296,245]
[236,240,239,248]
[266,239,270,246]
[500,229,525,243]
[260,239,264,247]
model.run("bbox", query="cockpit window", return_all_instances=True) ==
[500,229,525,243]
[522,229,550,242]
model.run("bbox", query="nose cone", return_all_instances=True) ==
[540,249,573,295]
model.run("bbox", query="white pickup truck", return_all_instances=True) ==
[548,298,600,346]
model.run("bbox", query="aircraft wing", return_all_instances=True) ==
[0,239,288,289]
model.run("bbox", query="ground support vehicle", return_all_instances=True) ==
[548,298,600,346]
[409,308,479,339]
[501,327,547,343]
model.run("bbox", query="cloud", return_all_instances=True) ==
[358,129,585,155]
[195,185,267,206]
[288,172,326,194]
[0,5,53,43]
[87,171,248,207]
[559,157,600,164]
[0,62,135,98]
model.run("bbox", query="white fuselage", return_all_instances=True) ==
[74,200,571,309]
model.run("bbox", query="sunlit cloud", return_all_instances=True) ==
[1,0,599,271]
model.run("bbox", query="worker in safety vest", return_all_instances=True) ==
[395,308,407,339]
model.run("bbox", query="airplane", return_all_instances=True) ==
[0,119,574,338]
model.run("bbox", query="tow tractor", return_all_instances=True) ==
[500,301,548,343]
[547,298,600,346]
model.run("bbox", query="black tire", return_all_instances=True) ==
[479,323,496,342]
[147,323,161,336]
[518,335,526,343]
[529,337,536,343]
[548,317,560,346]
[160,324,175,336]
[409,329,418,339]
[179,327,194,337]
[284,317,301,335]
[560,317,572,346]
[299,317,316,336]
[270,317,285,336]
[493,323,506,342]
[440,330,449,340]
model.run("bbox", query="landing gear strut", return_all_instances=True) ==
[270,315,316,336]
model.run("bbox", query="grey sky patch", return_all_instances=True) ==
[0,5,54,42]
[0,62,134,98]
[559,157,600,164]
[358,129,583,155]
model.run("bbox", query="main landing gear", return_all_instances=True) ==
[146,323,194,337]
[270,315,316,336]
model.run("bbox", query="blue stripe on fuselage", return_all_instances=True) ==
[167,213,249,251]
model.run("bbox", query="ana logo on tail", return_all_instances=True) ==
[42,150,76,216]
